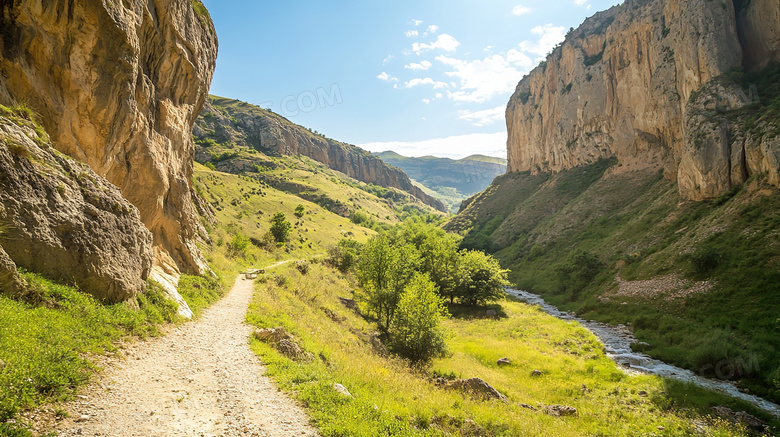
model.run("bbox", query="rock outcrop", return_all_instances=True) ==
[506,0,780,200]
[0,0,218,303]
[0,116,153,303]
[194,97,447,212]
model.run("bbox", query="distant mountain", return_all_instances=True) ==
[374,151,506,212]
[193,96,447,212]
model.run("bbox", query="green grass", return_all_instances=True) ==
[246,263,758,436]
[447,159,780,406]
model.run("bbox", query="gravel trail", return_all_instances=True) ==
[52,273,319,437]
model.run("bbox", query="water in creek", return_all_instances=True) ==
[505,288,780,418]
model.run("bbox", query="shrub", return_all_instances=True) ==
[294,260,310,275]
[388,273,449,363]
[294,204,305,218]
[454,250,509,306]
[227,232,250,258]
[690,248,722,276]
[326,239,362,273]
[556,251,605,294]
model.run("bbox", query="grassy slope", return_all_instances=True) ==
[246,262,762,436]
[446,161,780,404]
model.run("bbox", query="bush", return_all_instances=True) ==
[556,251,605,294]
[227,232,250,258]
[327,239,362,273]
[294,260,310,275]
[388,273,449,363]
[690,248,722,276]
[294,204,305,218]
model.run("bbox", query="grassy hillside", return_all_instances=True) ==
[245,260,770,436]
[374,152,507,213]
[446,161,780,403]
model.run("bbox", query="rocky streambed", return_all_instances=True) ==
[506,288,780,418]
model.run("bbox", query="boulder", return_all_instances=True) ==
[437,377,508,402]
[485,309,497,317]
[531,370,543,377]
[333,383,353,398]
[544,405,578,417]
[253,327,312,361]
[710,406,767,432]
[497,357,511,366]
[0,245,24,297]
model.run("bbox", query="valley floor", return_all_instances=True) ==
[42,273,317,437]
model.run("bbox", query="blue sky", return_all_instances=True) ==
[202,0,622,158]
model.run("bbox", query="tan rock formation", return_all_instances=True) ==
[0,116,153,303]
[506,0,780,200]
[0,0,218,311]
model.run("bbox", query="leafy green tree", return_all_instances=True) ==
[294,204,305,218]
[394,221,461,301]
[389,273,450,363]
[269,212,292,244]
[356,237,419,330]
[454,250,509,305]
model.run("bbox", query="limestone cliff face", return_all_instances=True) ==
[506,0,780,200]
[194,97,448,212]
[0,0,218,302]
[0,116,153,303]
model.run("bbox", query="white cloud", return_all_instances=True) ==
[427,25,438,34]
[411,19,423,26]
[518,24,567,57]
[404,60,433,71]
[422,98,432,104]
[382,55,393,65]
[412,34,460,55]
[359,132,507,160]
[435,92,443,99]
[574,0,588,4]
[404,77,449,89]
[436,53,533,103]
[405,30,419,38]
[377,72,399,82]
[512,5,533,15]
[458,106,506,127]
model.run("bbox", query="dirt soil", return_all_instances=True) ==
[46,275,319,437]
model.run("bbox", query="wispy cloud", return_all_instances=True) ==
[411,19,423,26]
[458,106,506,127]
[405,30,419,38]
[511,5,533,15]
[377,72,399,82]
[436,52,533,103]
[412,34,460,55]
[404,60,433,71]
[404,77,449,89]
[518,24,567,56]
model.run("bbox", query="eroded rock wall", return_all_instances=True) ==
[0,0,218,299]
[0,117,153,303]
[506,0,780,200]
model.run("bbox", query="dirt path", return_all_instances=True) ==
[51,271,319,437]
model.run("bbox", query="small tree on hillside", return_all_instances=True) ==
[454,250,509,305]
[389,273,450,363]
[294,204,305,218]
[269,212,292,244]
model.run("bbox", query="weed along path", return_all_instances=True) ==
[51,272,318,437]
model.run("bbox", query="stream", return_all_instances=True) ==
[505,288,780,418]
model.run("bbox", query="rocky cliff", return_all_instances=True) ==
[194,96,448,212]
[0,0,218,308]
[506,0,780,200]
[0,113,153,303]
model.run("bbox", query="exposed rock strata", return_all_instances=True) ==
[0,0,218,303]
[0,117,153,303]
[506,0,780,200]
[194,97,447,212]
